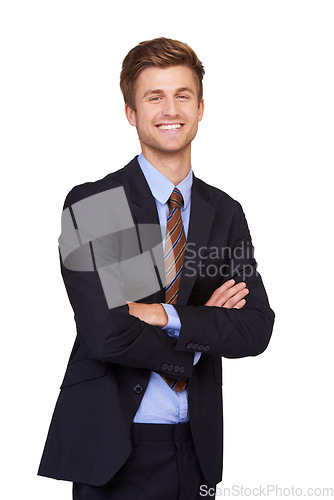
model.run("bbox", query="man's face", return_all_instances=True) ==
[125,65,204,159]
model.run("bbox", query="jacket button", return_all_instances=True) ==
[198,345,204,351]
[192,343,198,350]
[133,384,143,394]
[179,366,185,374]
[168,364,174,372]
[204,345,210,351]
[161,363,168,371]
[187,343,193,350]
[174,365,180,373]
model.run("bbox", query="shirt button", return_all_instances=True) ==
[133,384,143,394]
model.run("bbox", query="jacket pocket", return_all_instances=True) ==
[213,362,223,386]
[60,358,108,389]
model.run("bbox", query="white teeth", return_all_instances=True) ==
[158,124,182,130]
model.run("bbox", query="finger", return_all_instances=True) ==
[233,298,246,309]
[215,278,236,293]
[205,279,236,305]
[211,282,247,307]
[223,288,249,309]
[206,280,247,307]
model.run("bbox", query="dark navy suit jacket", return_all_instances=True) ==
[38,157,275,487]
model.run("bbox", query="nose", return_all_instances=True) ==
[162,96,179,117]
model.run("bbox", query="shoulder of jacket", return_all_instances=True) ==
[62,161,132,209]
[194,176,242,211]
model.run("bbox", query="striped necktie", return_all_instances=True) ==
[161,187,187,392]
[164,188,187,304]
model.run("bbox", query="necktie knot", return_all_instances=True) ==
[168,188,183,210]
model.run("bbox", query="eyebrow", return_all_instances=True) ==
[142,87,195,99]
[177,87,195,95]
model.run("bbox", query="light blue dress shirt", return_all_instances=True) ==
[133,153,200,424]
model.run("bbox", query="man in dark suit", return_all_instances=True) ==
[38,37,275,499]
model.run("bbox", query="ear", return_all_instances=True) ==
[198,98,204,123]
[125,104,137,127]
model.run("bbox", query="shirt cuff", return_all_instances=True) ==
[194,352,201,365]
[161,303,181,339]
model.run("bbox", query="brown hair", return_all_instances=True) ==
[120,37,205,111]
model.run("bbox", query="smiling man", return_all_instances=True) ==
[38,38,275,500]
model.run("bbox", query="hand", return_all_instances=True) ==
[205,279,249,309]
[127,302,168,328]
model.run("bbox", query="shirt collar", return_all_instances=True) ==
[137,153,192,209]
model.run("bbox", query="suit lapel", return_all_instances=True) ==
[177,177,216,305]
[124,158,165,303]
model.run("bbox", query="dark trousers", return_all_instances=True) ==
[73,422,214,500]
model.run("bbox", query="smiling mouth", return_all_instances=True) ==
[156,123,184,130]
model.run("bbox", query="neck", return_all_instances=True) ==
[141,146,191,185]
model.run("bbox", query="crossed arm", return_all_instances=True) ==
[127,279,249,327]
[61,186,274,365]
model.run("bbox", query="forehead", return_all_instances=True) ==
[135,65,198,97]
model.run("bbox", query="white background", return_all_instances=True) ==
[1,1,333,498]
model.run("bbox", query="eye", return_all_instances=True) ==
[150,96,162,102]
[177,95,188,100]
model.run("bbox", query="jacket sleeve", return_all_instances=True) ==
[59,185,194,379]
[174,202,275,358]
